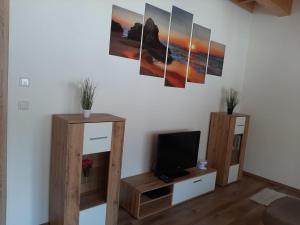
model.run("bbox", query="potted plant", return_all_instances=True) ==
[226,88,239,115]
[80,78,96,118]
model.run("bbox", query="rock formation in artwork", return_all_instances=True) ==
[142,18,173,64]
[111,20,124,33]
[127,23,143,41]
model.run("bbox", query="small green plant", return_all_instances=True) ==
[226,88,239,114]
[80,78,96,110]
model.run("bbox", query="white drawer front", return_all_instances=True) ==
[235,117,246,126]
[172,172,216,205]
[228,164,239,184]
[79,204,106,225]
[83,122,112,155]
[234,117,246,135]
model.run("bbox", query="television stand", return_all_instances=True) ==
[120,167,217,219]
[161,170,190,179]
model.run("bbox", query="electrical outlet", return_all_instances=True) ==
[19,77,30,87]
[18,101,30,111]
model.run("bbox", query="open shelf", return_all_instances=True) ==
[80,152,110,210]
[231,149,240,165]
[139,195,172,218]
[231,134,242,165]
[140,186,172,204]
[80,190,106,210]
[140,193,173,206]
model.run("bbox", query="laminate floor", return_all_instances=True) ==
[118,175,300,225]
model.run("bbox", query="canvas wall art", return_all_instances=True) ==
[108,4,227,89]
[109,5,143,60]
[164,6,193,88]
[207,41,226,77]
[140,4,171,78]
[187,24,211,84]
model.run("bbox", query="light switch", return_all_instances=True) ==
[18,101,30,111]
[19,77,30,87]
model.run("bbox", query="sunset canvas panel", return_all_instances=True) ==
[109,5,143,60]
[165,6,193,88]
[207,41,226,77]
[187,24,211,84]
[140,4,171,78]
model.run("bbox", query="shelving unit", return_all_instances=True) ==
[207,112,250,186]
[120,167,216,219]
[49,114,125,225]
[80,152,109,210]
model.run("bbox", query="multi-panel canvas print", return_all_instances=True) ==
[108,4,226,88]
[207,41,226,77]
[109,5,143,60]
[187,24,211,84]
[140,4,171,78]
[164,6,193,88]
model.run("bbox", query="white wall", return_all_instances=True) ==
[241,3,300,189]
[7,0,252,224]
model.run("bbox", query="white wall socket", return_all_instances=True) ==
[18,101,30,111]
[19,77,30,87]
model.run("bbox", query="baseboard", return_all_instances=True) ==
[243,171,300,194]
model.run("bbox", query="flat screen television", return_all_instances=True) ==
[154,131,200,179]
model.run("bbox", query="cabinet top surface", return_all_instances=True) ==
[211,112,250,117]
[122,167,216,193]
[53,113,125,123]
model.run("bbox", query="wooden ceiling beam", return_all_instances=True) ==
[231,0,293,16]
[231,0,256,13]
[256,0,293,16]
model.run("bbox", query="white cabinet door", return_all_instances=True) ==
[228,164,240,184]
[83,122,112,155]
[79,204,106,225]
[234,117,246,135]
[172,172,216,205]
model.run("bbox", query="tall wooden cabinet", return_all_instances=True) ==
[207,112,250,186]
[49,114,125,225]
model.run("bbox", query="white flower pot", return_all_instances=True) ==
[83,109,91,118]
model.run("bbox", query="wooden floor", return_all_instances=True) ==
[118,175,300,225]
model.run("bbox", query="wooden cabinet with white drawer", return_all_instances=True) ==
[172,171,216,205]
[120,168,217,219]
[50,114,125,225]
[207,112,250,186]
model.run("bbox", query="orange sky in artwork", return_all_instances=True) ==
[112,16,134,29]
[190,39,209,53]
[169,35,191,50]
[159,31,169,43]
[210,43,225,58]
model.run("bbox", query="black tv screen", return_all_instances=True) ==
[155,131,200,177]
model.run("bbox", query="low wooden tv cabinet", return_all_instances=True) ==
[120,167,217,219]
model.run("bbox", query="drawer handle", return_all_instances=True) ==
[193,179,202,183]
[236,125,244,127]
[90,136,108,141]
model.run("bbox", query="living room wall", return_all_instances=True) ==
[241,2,300,190]
[7,0,252,224]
